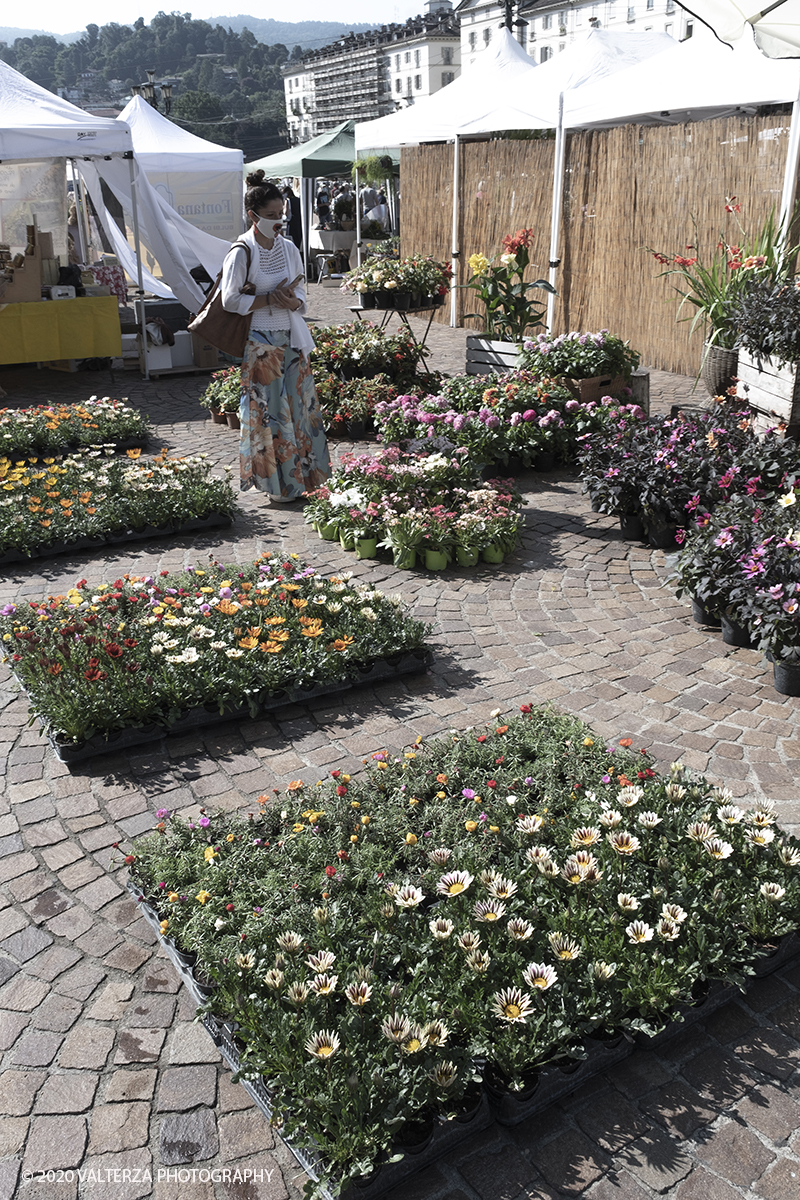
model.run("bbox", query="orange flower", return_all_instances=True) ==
[330,637,353,651]
[287,780,304,790]
[257,793,270,805]
[436,773,448,784]
[86,508,97,514]
[617,774,632,787]
[291,598,309,609]
[496,725,509,734]
[217,600,240,616]
[302,626,323,638]
[126,448,142,459]
[40,519,51,526]
[259,640,283,653]
[263,616,286,626]
[618,738,633,748]
[238,636,259,650]
[246,626,262,638]
[47,664,63,675]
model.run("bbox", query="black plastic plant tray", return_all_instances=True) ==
[44,649,431,764]
[0,511,233,565]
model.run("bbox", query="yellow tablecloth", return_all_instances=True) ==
[0,297,122,365]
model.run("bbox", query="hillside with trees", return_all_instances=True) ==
[0,14,374,158]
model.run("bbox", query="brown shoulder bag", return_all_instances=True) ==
[188,241,254,358]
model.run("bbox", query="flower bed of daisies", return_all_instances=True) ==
[0,553,431,751]
[374,371,645,469]
[125,705,800,1189]
[303,448,523,568]
[0,448,235,560]
[0,396,150,457]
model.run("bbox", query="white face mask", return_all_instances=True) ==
[254,214,285,238]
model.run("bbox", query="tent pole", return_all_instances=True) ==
[355,166,362,267]
[450,134,459,329]
[546,93,566,336]
[72,159,92,264]
[127,152,150,381]
[779,75,800,235]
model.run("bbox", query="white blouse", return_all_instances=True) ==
[249,241,292,332]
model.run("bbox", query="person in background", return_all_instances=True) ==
[282,184,302,251]
[315,184,331,227]
[220,169,330,503]
[360,181,378,216]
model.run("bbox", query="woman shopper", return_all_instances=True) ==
[221,170,330,502]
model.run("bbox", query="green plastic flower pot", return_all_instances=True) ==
[456,547,479,567]
[393,547,416,570]
[425,549,448,571]
[482,545,505,564]
[340,532,356,551]
[356,538,378,560]
[318,522,339,541]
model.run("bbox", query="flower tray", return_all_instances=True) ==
[44,649,432,764]
[0,511,234,565]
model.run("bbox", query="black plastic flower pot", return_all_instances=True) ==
[619,512,645,541]
[720,613,756,649]
[773,658,800,696]
[646,518,679,550]
[691,597,721,627]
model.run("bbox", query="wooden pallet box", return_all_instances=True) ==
[738,350,800,435]
[465,335,521,375]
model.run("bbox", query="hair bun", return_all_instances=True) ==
[245,169,266,187]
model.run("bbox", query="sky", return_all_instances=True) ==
[12,2,424,37]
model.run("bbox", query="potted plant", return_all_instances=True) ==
[198,367,240,424]
[520,331,640,405]
[646,201,791,397]
[333,193,356,230]
[732,276,800,436]
[461,229,556,374]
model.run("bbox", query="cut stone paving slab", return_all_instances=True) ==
[159,1108,219,1164]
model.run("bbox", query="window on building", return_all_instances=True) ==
[395,78,402,91]
[441,70,455,85]
[665,21,673,34]
[288,79,292,90]
[484,27,492,43]
[540,45,551,61]
[414,73,421,89]
[559,42,566,51]
[405,50,411,63]
[469,30,477,49]
[685,19,694,36]
[558,10,567,24]
[442,46,453,64]
[627,6,635,20]
[646,0,654,8]
[407,75,412,92]
[542,14,552,29]
[665,0,675,10]
[414,48,421,66]
[395,54,400,69]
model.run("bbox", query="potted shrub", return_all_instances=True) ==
[732,276,800,437]
[461,229,556,374]
[333,193,356,230]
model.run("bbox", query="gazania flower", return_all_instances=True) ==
[745,828,775,848]
[571,826,601,847]
[287,982,310,1007]
[525,845,551,864]
[382,1013,412,1044]
[457,931,481,951]
[305,1029,340,1060]
[607,831,641,856]
[599,808,623,828]
[516,814,544,835]
[686,821,715,843]
[523,962,558,991]
[436,870,474,896]
[306,950,336,972]
[263,969,284,990]
[402,1024,428,1054]
[617,893,639,911]
[625,920,654,944]
[617,786,644,807]
[486,876,517,900]
[777,843,800,867]
[717,804,745,825]
[538,857,560,878]
[310,972,338,995]
[429,917,455,940]
[593,961,617,981]
[394,885,424,908]
[760,882,786,902]
[637,811,663,829]
[423,1019,449,1046]
[492,986,533,1023]
[473,899,506,923]
[704,838,734,860]
[562,856,588,885]
[429,1061,458,1088]
[345,980,373,1006]
[236,951,256,970]
[660,903,688,923]
[277,931,304,954]
[428,847,452,866]
[466,949,491,973]
[548,932,581,960]
[749,806,777,828]
[656,918,680,941]
[507,917,534,941]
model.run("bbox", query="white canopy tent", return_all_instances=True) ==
[681,0,800,56]
[117,97,243,242]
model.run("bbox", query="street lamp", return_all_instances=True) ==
[131,75,172,114]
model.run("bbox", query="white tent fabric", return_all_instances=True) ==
[117,97,243,241]
[0,59,132,159]
[564,29,800,128]
[355,30,545,150]
[681,0,800,57]
[80,156,230,312]
[459,29,675,135]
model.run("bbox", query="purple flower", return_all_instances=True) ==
[156,809,170,820]
[1,604,16,616]
[199,816,211,828]
[462,788,475,799]
[524,776,533,785]
[601,774,611,784]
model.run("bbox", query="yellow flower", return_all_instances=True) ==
[350,800,361,809]
[583,738,594,746]
[293,822,305,832]
[409,797,419,807]
[468,252,490,276]
[465,820,478,832]
[160,920,169,934]
[437,791,446,799]
[405,833,418,845]
[361,815,370,825]
[226,833,235,842]
[196,890,211,904]
[203,846,218,861]
[168,892,179,903]
[342,774,351,783]
[350,834,359,843]
[489,825,500,832]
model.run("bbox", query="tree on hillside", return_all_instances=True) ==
[172,90,225,122]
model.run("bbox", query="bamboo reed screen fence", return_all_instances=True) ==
[400,113,793,376]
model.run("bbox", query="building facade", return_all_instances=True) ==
[456,0,708,69]
[283,1,461,144]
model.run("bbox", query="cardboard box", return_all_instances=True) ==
[139,340,173,372]
[0,243,42,303]
[38,231,54,258]
[191,332,219,369]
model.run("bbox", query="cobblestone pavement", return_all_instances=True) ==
[0,290,798,1200]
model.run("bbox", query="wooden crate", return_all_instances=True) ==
[0,243,42,304]
[738,350,800,436]
[465,335,521,375]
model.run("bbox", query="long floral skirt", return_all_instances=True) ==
[239,329,331,499]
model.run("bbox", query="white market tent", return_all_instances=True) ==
[117,96,243,242]
[681,0,800,57]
